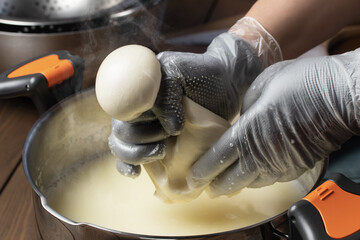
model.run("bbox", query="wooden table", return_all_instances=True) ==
[0,97,41,240]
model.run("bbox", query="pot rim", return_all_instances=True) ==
[22,88,327,239]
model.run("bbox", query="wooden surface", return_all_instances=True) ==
[0,98,40,240]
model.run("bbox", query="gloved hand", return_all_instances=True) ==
[108,17,282,177]
[187,49,360,197]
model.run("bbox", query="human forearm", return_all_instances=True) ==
[245,0,360,59]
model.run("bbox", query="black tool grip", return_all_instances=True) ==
[0,51,84,113]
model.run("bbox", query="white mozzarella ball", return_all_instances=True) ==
[96,45,161,121]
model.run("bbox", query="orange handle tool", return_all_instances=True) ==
[288,173,360,240]
[0,51,84,113]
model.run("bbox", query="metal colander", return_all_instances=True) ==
[0,0,131,20]
[0,0,161,33]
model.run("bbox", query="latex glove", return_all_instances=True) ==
[109,17,282,177]
[187,49,360,197]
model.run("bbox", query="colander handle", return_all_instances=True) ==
[0,51,84,113]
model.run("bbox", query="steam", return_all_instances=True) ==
[76,0,167,88]
[107,1,167,52]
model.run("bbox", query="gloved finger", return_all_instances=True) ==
[207,112,276,196]
[152,76,185,136]
[208,160,258,197]
[247,162,311,188]
[157,51,179,75]
[241,78,265,115]
[108,133,165,165]
[116,159,141,178]
[247,174,278,188]
[187,126,240,190]
[112,118,170,144]
[241,61,290,114]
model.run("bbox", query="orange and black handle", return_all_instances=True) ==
[288,173,360,240]
[0,51,84,113]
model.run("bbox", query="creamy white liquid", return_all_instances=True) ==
[48,154,307,236]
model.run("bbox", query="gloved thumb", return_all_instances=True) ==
[152,76,185,136]
[241,61,292,114]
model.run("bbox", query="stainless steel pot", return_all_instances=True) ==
[22,88,326,240]
[0,0,165,89]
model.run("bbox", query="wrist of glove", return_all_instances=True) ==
[188,49,360,197]
[229,17,283,69]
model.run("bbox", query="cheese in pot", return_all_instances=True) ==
[48,153,307,236]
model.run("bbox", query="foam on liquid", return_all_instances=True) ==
[48,154,307,236]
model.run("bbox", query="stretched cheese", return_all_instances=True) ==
[145,97,230,203]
